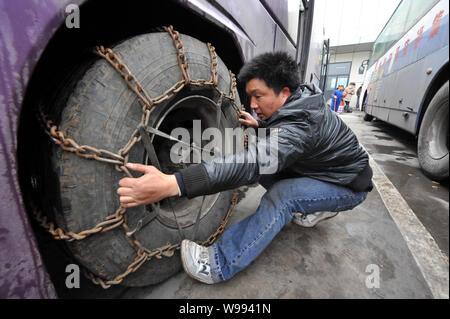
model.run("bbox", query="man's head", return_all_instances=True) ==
[238,51,300,120]
[338,85,344,91]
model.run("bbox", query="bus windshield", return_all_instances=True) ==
[369,0,440,67]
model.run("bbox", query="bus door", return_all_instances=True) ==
[376,58,396,122]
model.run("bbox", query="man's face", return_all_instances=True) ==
[245,78,291,120]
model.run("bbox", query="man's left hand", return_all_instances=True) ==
[238,111,259,127]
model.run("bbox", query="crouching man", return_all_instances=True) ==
[117,52,373,284]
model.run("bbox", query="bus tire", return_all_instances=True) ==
[418,80,449,181]
[48,32,240,287]
[363,113,373,121]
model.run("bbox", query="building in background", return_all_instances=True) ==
[322,0,401,107]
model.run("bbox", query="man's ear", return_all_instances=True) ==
[280,87,291,100]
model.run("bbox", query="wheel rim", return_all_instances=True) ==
[426,101,449,160]
[145,95,227,229]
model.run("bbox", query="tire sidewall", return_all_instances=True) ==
[418,81,449,180]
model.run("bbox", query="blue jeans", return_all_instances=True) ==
[208,176,370,282]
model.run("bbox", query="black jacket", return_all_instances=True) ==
[177,84,372,198]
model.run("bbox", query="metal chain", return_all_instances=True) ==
[163,26,191,84]
[35,25,246,288]
[95,46,155,111]
[85,188,239,288]
[30,199,126,241]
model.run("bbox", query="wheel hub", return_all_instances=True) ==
[144,95,225,229]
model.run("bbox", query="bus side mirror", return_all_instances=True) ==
[359,59,369,74]
[358,65,365,74]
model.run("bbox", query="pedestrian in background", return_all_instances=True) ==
[343,82,356,113]
[330,85,344,112]
[356,85,362,110]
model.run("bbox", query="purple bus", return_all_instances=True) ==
[0,0,326,298]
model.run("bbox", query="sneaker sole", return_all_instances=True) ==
[181,240,214,285]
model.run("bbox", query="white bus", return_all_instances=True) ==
[361,0,448,181]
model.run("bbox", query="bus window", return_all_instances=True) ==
[406,0,440,30]
[369,0,409,67]
[369,0,440,68]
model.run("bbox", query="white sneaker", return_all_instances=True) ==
[292,211,339,228]
[181,240,215,284]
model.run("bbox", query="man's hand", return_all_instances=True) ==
[238,111,259,128]
[117,163,179,208]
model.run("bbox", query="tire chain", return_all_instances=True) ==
[35,25,246,288]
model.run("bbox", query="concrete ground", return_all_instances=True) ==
[121,184,432,298]
[47,111,448,299]
[345,112,449,257]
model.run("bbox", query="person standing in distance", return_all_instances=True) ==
[331,85,345,112]
[343,82,356,113]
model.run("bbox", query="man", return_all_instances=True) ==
[343,82,356,113]
[117,52,373,284]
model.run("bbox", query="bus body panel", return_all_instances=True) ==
[184,0,256,61]
[363,0,449,135]
[304,0,327,88]
[415,45,449,133]
[0,0,81,299]
[261,0,301,45]
[216,0,280,56]
[274,24,298,59]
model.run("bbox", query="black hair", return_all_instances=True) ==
[349,82,356,86]
[237,51,300,95]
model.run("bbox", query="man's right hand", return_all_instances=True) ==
[238,111,259,128]
[117,163,179,208]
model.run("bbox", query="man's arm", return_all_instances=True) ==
[177,127,302,198]
[118,126,304,205]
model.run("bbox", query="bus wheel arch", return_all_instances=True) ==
[417,62,449,134]
[361,90,373,121]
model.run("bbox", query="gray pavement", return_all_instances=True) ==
[119,111,449,298]
[342,111,449,257]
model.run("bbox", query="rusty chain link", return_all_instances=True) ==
[35,26,246,288]
[164,26,191,84]
[84,188,239,288]
[32,204,127,241]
